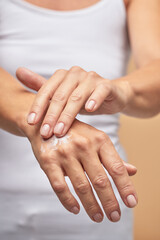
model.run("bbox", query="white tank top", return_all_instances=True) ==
[0,1,133,239]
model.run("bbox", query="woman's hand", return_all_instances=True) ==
[0,68,137,223]
[16,67,133,138]
[16,67,137,223]
[22,118,137,223]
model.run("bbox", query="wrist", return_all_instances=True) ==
[111,78,135,112]
[16,90,36,139]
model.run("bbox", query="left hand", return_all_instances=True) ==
[21,116,138,223]
[16,66,133,138]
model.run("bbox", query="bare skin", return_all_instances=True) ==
[1,0,160,223]
[24,0,104,11]
[23,0,130,11]
[17,0,160,138]
[30,117,137,223]
[0,69,137,223]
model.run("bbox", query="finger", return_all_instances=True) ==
[45,163,80,215]
[63,157,104,223]
[54,82,94,137]
[27,69,67,126]
[85,81,112,112]
[124,162,137,176]
[79,151,121,223]
[40,70,86,138]
[16,67,46,91]
[99,137,138,208]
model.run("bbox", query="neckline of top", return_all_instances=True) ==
[11,0,111,16]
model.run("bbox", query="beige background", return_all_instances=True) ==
[119,60,160,240]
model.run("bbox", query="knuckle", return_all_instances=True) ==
[55,69,66,75]
[59,146,73,158]
[62,111,73,120]
[95,131,108,144]
[75,136,91,150]
[61,195,74,206]
[70,92,82,102]
[88,71,97,77]
[103,200,119,211]
[37,90,50,102]
[40,153,50,165]
[80,136,90,146]
[40,154,56,170]
[93,175,109,189]
[44,113,57,123]
[101,82,112,92]
[52,182,67,194]
[119,183,133,193]
[75,181,90,195]
[110,162,126,176]
[52,91,66,103]
[41,153,54,165]
[70,66,81,73]
[57,148,67,157]
[31,102,41,113]
[85,202,99,212]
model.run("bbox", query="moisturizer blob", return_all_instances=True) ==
[40,134,71,153]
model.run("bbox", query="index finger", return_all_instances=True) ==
[44,163,80,214]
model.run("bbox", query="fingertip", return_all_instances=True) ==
[16,67,31,77]
[125,163,137,176]
[124,162,137,170]
[110,211,121,222]
[16,67,24,79]
[40,124,53,138]
[54,122,65,136]
[85,106,95,112]
[133,168,137,174]
[16,67,21,76]
[85,100,96,111]
[126,194,138,208]
[128,171,136,177]
[27,112,37,125]
[71,206,80,215]
[54,131,66,138]
[16,66,25,73]
[93,213,104,223]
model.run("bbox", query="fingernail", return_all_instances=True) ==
[127,195,137,208]
[124,162,137,169]
[40,124,50,136]
[110,211,120,222]
[54,122,64,135]
[27,113,36,124]
[93,213,103,223]
[130,164,137,169]
[86,100,96,111]
[71,206,79,215]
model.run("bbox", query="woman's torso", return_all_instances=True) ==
[0,0,130,147]
[0,1,132,239]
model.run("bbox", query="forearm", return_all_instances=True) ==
[116,59,160,118]
[0,68,35,136]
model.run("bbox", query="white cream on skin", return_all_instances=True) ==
[40,134,71,153]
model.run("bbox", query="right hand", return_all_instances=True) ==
[16,67,133,138]
[22,116,138,224]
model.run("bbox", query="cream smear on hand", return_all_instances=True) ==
[40,134,71,153]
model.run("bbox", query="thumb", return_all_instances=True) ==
[123,162,137,176]
[16,67,47,91]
